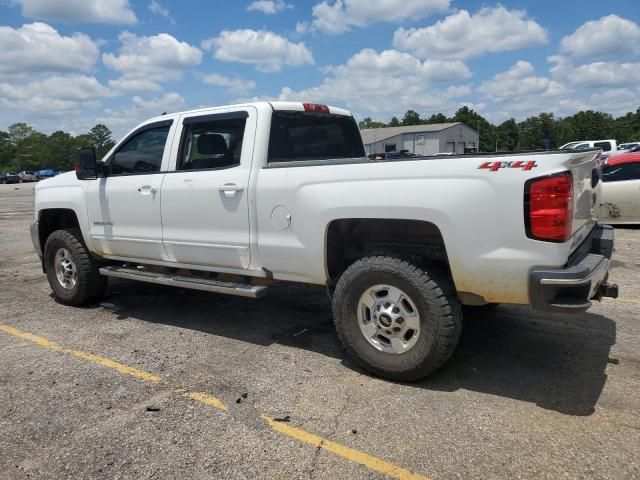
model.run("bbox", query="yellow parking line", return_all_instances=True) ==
[0,323,162,383]
[263,416,429,480]
[182,390,228,411]
[0,323,429,480]
[69,349,162,383]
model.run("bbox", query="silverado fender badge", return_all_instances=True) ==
[478,161,537,172]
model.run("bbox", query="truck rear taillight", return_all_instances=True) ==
[525,171,573,242]
[303,103,329,113]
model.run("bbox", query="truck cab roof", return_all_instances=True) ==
[148,102,353,123]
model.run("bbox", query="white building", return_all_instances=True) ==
[361,123,479,156]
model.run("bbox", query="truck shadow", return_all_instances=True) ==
[101,280,615,417]
[425,305,616,416]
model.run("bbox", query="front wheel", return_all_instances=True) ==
[332,256,462,381]
[44,228,107,306]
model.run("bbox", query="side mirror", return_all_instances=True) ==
[75,147,97,180]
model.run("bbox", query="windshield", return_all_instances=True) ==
[268,111,365,163]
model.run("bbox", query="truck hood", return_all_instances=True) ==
[35,170,79,189]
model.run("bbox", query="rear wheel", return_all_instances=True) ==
[44,228,107,306]
[332,256,462,381]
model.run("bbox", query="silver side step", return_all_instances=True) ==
[99,266,268,298]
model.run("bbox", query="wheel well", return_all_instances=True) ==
[325,219,450,283]
[38,209,80,253]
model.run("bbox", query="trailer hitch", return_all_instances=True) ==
[595,282,619,300]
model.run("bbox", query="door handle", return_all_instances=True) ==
[218,184,244,197]
[137,185,157,194]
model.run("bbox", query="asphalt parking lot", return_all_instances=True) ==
[1,182,639,480]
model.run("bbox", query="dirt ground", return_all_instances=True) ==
[1,182,639,480]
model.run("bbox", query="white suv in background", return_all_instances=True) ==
[561,140,618,154]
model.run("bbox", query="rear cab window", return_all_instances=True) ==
[594,141,612,152]
[267,111,365,164]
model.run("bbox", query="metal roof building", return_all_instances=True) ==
[361,123,479,156]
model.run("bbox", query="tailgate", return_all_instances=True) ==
[566,150,601,250]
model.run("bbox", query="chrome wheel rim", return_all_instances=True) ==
[357,284,420,354]
[54,248,77,290]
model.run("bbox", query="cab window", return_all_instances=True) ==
[111,126,170,175]
[594,141,612,152]
[602,162,640,182]
[267,111,364,163]
[178,116,246,170]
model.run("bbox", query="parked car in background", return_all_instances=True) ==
[18,171,38,182]
[560,139,618,154]
[1,172,22,184]
[35,169,60,179]
[618,142,640,153]
[598,152,640,224]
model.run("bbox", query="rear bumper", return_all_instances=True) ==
[529,224,617,312]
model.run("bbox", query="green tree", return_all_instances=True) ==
[497,119,519,151]
[388,116,400,127]
[402,110,420,125]
[47,131,77,170]
[358,117,386,129]
[426,113,448,124]
[613,107,640,142]
[14,132,48,171]
[451,106,493,151]
[0,131,15,170]
[517,113,558,150]
[8,123,36,144]
[87,124,116,158]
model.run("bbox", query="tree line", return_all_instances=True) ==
[2,105,640,173]
[0,124,116,172]
[359,106,640,152]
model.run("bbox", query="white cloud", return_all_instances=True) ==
[588,88,640,116]
[131,93,184,111]
[570,62,640,88]
[479,61,565,100]
[393,6,548,60]
[148,0,173,21]
[201,74,256,94]
[108,78,161,92]
[0,74,112,113]
[247,1,292,14]
[549,55,640,88]
[560,15,640,60]
[11,0,137,24]
[250,48,470,118]
[103,32,202,90]
[446,84,471,97]
[202,29,314,72]
[97,92,185,136]
[0,22,99,77]
[306,0,449,34]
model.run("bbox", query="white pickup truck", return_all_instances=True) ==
[31,102,618,381]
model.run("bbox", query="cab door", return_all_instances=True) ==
[86,119,177,260]
[599,161,640,223]
[160,108,257,269]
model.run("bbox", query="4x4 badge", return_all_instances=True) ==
[478,161,537,171]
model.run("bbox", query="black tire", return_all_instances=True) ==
[44,228,107,306]
[332,256,462,381]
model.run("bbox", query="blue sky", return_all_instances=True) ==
[0,0,639,137]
